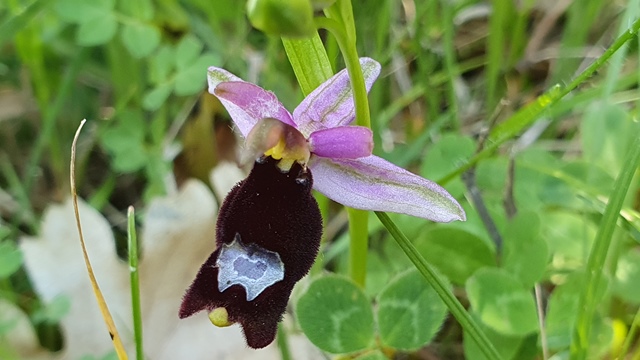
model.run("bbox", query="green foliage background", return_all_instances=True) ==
[2,0,640,359]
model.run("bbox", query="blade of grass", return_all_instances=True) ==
[411,0,440,125]
[570,134,640,360]
[602,0,640,98]
[0,0,48,47]
[276,323,292,360]
[25,49,88,194]
[377,56,487,129]
[552,0,606,83]
[0,155,37,233]
[618,306,640,360]
[10,0,50,110]
[438,17,640,185]
[486,0,514,110]
[535,283,549,360]
[70,119,128,360]
[441,0,461,130]
[128,206,143,360]
[375,211,502,360]
[507,0,535,66]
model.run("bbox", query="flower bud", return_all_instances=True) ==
[246,0,315,37]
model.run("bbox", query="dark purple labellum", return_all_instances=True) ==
[179,156,323,349]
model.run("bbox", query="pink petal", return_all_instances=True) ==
[207,67,295,137]
[293,58,381,136]
[308,156,466,222]
[308,126,373,159]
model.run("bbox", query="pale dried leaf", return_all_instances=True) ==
[20,197,131,359]
[21,179,322,359]
[209,161,246,199]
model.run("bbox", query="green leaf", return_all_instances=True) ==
[76,13,117,46]
[121,22,160,59]
[571,135,640,360]
[421,133,475,197]
[100,110,149,172]
[539,211,596,271]
[149,45,175,84]
[32,295,71,324]
[353,351,387,360]
[502,211,548,288]
[581,102,638,177]
[613,249,640,304]
[466,268,538,336]
[0,0,49,48]
[55,0,114,23]
[247,0,315,37]
[0,242,23,278]
[175,35,204,71]
[174,53,220,96]
[514,148,563,211]
[561,160,614,195]
[377,269,448,350]
[463,313,524,360]
[78,352,120,360]
[118,0,154,21]
[363,251,394,298]
[546,272,610,350]
[143,83,173,111]
[296,275,374,354]
[282,35,333,95]
[111,144,148,173]
[416,226,496,285]
[546,280,580,350]
[376,212,503,360]
[475,158,508,195]
[0,226,10,241]
[101,110,144,146]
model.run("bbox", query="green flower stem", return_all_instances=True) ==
[438,17,640,185]
[316,8,372,288]
[284,4,372,288]
[324,0,356,44]
[570,134,640,360]
[375,212,502,360]
[347,208,368,287]
[314,16,371,128]
[127,206,144,360]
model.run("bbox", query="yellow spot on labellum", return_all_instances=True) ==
[243,118,310,171]
[263,137,287,160]
[209,307,234,327]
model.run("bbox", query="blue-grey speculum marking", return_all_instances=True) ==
[216,233,285,301]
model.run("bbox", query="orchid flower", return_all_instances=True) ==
[180,57,465,349]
